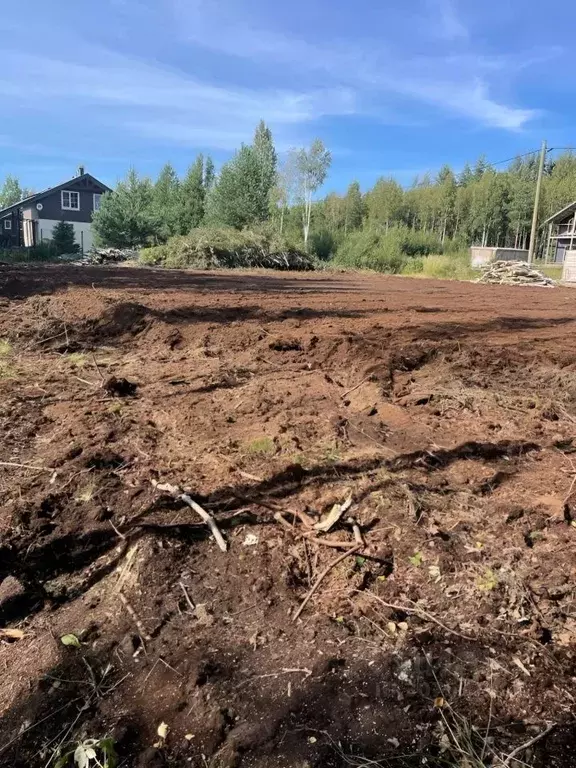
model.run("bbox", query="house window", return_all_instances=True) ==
[93,194,102,212]
[61,190,80,211]
[3,218,11,230]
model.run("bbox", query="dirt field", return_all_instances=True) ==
[1,264,576,768]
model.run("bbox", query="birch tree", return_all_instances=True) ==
[290,139,331,248]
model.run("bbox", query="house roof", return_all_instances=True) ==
[0,173,112,217]
[543,200,576,226]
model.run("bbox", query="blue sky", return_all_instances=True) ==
[0,0,572,193]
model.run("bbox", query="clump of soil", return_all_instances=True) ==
[0,265,575,767]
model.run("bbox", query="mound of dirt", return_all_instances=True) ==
[0,265,575,767]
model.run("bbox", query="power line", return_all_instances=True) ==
[487,148,542,168]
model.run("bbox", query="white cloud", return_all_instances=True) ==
[427,0,469,40]
[0,49,356,150]
[173,0,535,131]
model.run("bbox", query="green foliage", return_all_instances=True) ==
[54,737,117,768]
[51,221,79,254]
[288,139,332,247]
[179,155,206,233]
[0,175,32,208]
[309,229,337,261]
[344,181,364,232]
[0,242,60,263]
[402,251,474,280]
[334,227,442,273]
[152,163,181,242]
[207,122,277,229]
[92,168,157,248]
[140,227,314,270]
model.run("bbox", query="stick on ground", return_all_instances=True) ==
[293,545,359,622]
[502,723,555,766]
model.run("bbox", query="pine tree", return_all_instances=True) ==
[204,157,215,192]
[51,221,78,254]
[206,145,264,228]
[252,120,277,219]
[344,181,364,233]
[92,169,158,248]
[153,164,181,242]
[180,155,205,233]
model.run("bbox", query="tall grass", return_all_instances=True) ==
[402,251,474,280]
[333,227,444,273]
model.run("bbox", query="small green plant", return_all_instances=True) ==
[408,551,423,567]
[67,353,88,368]
[476,567,499,592]
[55,737,117,768]
[75,482,97,503]
[0,339,11,357]
[246,436,276,456]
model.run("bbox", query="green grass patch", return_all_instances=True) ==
[0,339,12,357]
[246,437,276,456]
[402,251,474,280]
[537,264,563,280]
[66,352,89,368]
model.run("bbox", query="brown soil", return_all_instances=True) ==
[1,264,576,767]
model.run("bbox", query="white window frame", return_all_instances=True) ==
[3,218,11,230]
[61,190,80,211]
[93,193,102,212]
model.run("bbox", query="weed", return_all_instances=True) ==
[0,339,12,357]
[54,737,117,768]
[107,402,123,415]
[67,353,89,368]
[75,482,98,503]
[246,436,276,456]
[321,443,341,463]
[476,568,499,592]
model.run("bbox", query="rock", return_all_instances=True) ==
[0,576,25,609]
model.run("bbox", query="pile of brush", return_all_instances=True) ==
[477,261,555,287]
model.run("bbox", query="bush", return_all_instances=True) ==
[333,226,442,273]
[309,230,337,261]
[140,227,315,270]
[401,251,474,280]
[0,242,60,263]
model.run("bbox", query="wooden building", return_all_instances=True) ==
[543,201,576,263]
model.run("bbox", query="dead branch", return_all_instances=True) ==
[179,582,195,613]
[153,480,227,552]
[341,376,372,399]
[355,591,474,641]
[0,460,55,472]
[501,723,555,766]
[293,545,359,622]
[119,592,151,642]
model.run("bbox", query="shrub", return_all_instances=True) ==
[51,221,79,254]
[401,251,474,280]
[333,226,444,274]
[140,227,314,270]
[0,242,60,263]
[309,230,337,261]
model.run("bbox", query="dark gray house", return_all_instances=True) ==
[0,168,111,252]
[543,200,576,263]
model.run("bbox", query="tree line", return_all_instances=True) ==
[3,126,576,258]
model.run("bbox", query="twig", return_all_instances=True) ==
[352,522,364,546]
[501,723,555,766]
[181,494,227,552]
[341,376,372,399]
[91,351,105,382]
[303,534,358,549]
[274,511,294,531]
[25,329,67,350]
[355,591,475,641]
[109,520,126,540]
[119,592,151,642]
[293,545,359,622]
[0,460,55,472]
[153,480,227,552]
[179,582,195,612]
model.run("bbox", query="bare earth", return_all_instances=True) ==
[1,264,576,767]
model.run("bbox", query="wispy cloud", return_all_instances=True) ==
[427,0,469,40]
[0,49,356,150]
[173,0,535,131]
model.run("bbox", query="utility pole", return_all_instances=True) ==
[527,140,547,264]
